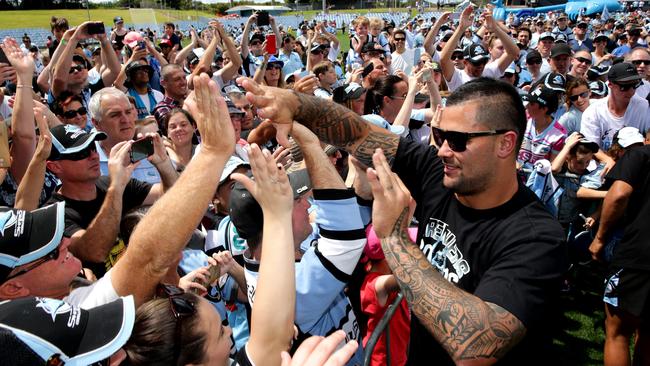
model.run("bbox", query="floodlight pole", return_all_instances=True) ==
[85,0,90,21]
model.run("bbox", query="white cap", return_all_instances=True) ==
[616,127,644,148]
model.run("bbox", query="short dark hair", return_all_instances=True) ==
[517,27,532,39]
[164,22,175,30]
[53,92,84,116]
[446,78,527,154]
[364,74,404,115]
[50,16,69,32]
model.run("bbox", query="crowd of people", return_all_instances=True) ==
[0,5,649,365]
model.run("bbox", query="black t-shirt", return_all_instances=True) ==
[48,176,152,277]
[607,145,650,270]
[392,138,568,365]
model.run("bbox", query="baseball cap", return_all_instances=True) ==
[608,62,643,83]
[0,202,65,283]
[576,138,599,153]
[550,43,572,58]
[526,49,543,64]
[223,84,245,96]
[332,82,365,103]
[229,168,312,240]
[219,156,250,186]
[614,127,644,148]
[554,33,568,44]
[124,31,143,49]
[587,64,610,78]
[542,72,566,92]
[267,55,284,68]
[589,80,608,97]
[0,296,135,366]
[125,61,154,79]
[539,32,555,41]
[49,125,107,161]
[114,16,124,24]
[522,86,558,112]
[250,33,265,44]
[463,43,490,63]
[593,33,609,42]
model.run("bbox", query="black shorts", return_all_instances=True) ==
[603,267,650,318]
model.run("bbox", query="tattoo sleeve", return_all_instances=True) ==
[380,208,526,363]
[293,92,400,167]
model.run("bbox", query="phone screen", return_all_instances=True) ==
[265,34,277,55]
[87,22,106,35]
[0,48,11,66]
[130,137,154,163]
[257,11,270,27]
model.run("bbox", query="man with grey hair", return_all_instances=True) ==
[90,87,177,184]
[625,48,650,99]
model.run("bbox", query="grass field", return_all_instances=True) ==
[0,9,216,29]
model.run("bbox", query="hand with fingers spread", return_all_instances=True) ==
[280,330,359,366]
[367,148,413,238]
[231,143,294,217]
[185,73,235,155]
[237,76,299,147]
[1,37,34,78]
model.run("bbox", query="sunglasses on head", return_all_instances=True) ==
[569,91,590,102]
[69,64,85,73]
[575,56,592,65]
[631,59,650,66]
[4,246,60,282]
[156,284,196,363]
[614,82,640,91]
[431,126,510,152]
[62,106,87,119]
[57,144,97,161]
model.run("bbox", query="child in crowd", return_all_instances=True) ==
[361,225,413,366]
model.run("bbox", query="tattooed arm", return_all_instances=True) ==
[239,77,400,167]
[368,149,526,365]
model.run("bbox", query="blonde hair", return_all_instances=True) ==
[369,17,384,29]
[352,16,370,29]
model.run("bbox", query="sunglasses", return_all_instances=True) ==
[575,56,592,65]
[569,91,590,102]
[156,284,196,363]
[469,59,488,67]
[577,24,588,29]
[614,82,640,91]
[266,64,282,70]
[431,126,510,152]
[57,144,97,161]
[394,37,406,41]
[451,54,464,60]
[631,59,650,66]
[69,64,85,74]
[62,106,87,119]
[4,247,60,282]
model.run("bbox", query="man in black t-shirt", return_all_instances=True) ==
[589,145,650,365]
[240,76,568,365]
[45,125,170,279]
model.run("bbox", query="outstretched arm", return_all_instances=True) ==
[369,149,526,365]
[238,77,399,167]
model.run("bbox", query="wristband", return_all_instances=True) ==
[60,39,67,47]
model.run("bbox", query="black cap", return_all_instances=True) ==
[463,43,490,63]
[332,82,365,103]
[229,169,311,240]
[0,296,135,365]
[608,62,643,83]
[0,203,66,283]
[250,33,265,44]
[49,125,107,161]
[576,138,599,153]
[587,64,610,78]
[114,16,124,23]
[550,43,572,58]
[526,49,543,64]
[542,72,566,92]
[125,61,154,79]
[360,42,383,54]
[593,33,609,42]
[554,33,568,44]
[589,80,608,96]
[522,86,559,112]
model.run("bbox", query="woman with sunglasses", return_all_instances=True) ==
[558,78,591,136]
[253,54,285,88]
[54,93,90,131]
[120,144,358,366]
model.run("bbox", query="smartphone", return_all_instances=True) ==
[0,48,11,66]
[189,262,221,295]
[413,47,422,67]
[256,11,270,27]
[422,68,432,82]
[0,122,10,168]
[265,34,277,55]
[86,22,106,35]
[130,136,154,163]
[137,40,146,50]
[361,62,374,78]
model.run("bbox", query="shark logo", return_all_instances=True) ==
[553,75,564,85]
[0,211,18,237]
[35,298,72,323]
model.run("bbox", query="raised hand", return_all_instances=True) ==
[280,330,359,366]
[237,76,299,147]
[230,143,293,217]
[184,73,235,155]
[0,37,33,77]
[459,5,475,30]
[108,140,138,192]
[33,107,52,162]
[367,148,412,239]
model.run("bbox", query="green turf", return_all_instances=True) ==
[0,9,215,29]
